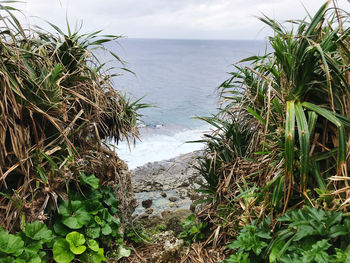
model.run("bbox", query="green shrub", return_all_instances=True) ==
[178,214,208,245]
[225,207,350,263]
[0,221,53,263]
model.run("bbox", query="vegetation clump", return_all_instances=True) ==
[0,1,147,262]
[191,1,350,262]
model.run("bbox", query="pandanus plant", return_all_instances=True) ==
[0,1,148,230]
[258,2,350,211]
[198,1,350,219]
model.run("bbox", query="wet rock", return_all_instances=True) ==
[168,196,178,202]
[160,192,167,198]
[145,208,153,214]
[142,199,153,208]
[139,213,149,219]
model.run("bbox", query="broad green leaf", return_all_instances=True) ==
[80,173,100,189]
[0,229,24,256]
[25,240,43,253]
[85,224,101,239]
[53,221,70,236]
[16,248,42,263]
[301,102,342,127]
[117,245,131,260]
[94,216,103,225]
[269,240,284,262]
[101,224,112,236]
[86,201,104,215]
[79,248,106,263]
[24,221,53,243]
[53,238,74,263]
[66,232,86,255]
[87,239,99,252]
[294,225,315,241]
[301,239,331,263]
[0,257,14,263]
[59,201,91,230]
[223,251,250,263]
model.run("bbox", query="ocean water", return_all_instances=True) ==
[110,39,267,169]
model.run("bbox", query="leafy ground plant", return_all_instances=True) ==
[52,173,130,262]
[225,207,350,263]
[178,214,208,245]
[53,231,105,263]
[0,221,53,263]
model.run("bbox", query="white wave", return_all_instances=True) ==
[112,126,210,169]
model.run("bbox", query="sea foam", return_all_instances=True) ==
[113,125,210,169]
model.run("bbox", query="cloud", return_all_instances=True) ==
[19,0,350,40]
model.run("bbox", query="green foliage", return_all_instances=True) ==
[53,232,105,263]
[0,221,52,263]
[51,174,126,262]
[125,224,151,245]
[225,220,271,262]
[0,2,140,262]
[0,173,129,263]
[268,207,350,262]
[195,0,350,226]
[0,0,148,240]
[65,232,86,254]
[228,224,270,256]
[24,221,53,243]
[224,207,350,262]
[80,173,100,190]
[196,5,350,263]
[59,200,92,230]
[223,251,250,263]
[178,214,208,245]
[52,239,74,263]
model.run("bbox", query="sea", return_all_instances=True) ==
[108,38,267,169]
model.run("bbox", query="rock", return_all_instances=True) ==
[139,213,149,219]
[131,151,204,219]
[166,217,183,235]
[168,196,178,202]
[151,231,184,263]
[161,210,172,218]
[190,203,196,213]
[162,209,192,235]
[180,181,190,187]
[145,208,153,214]
[142,199,152,208]
[131,151,203,193]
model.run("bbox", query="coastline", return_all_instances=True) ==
[130,150,204,218]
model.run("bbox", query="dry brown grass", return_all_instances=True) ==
[0,4,145,231]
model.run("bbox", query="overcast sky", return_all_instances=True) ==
[19,0,350,40]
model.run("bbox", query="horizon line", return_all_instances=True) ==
[119,36,268,42]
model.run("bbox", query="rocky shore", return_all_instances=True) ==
[126,151,204,262]
[131,150,203,219]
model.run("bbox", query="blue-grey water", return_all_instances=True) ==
[110,39,267,168]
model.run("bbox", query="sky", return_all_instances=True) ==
[18,0,350,40]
